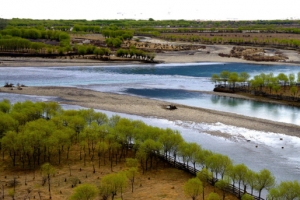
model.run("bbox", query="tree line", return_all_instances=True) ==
[211,71,300,97]
[0,26,156,61]
[6,18,300,31]
[0,99,299,199]
[0,27,71,53]
[116,47,155,61]
[160,34,300,49]
[1,27,70,42]
[102,28,134,48]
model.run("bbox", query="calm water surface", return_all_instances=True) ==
[1,62,300,124]
[2,62,300,198]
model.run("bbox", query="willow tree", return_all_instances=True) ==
[268,180,300,200]
[70,183,98,200]
[230,164,249,197]
[220,70,230,86]
[41,163,56,199]
[228,72,239,90]
[184,177,203,200]
[206,153,232,181]
[215,178,230,200]
[255,169,275,199]
[99,172,128,200]
[197,168,213,200]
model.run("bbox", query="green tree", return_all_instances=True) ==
[0,99,11,113]
[0,112,18,138]
[232,164,248,197]
[265,73,275,94]
[184,177,203,200]
[126,158,139,168]
[197,168,213,200]
[268,180,300,200]
[96,141,108,168]
[215,178,230,200]
[251,74,265,92]
[297,72,300,83]
[211,74,220,85]
[126,167,138,192]
[1,130,20,166]
[277,73,289,89]
[220,71,230,86]
[245,170,257,195]
[206,153,232,181]
[290,85,298,97]
[289,73,296,86]
[228,72,239,89]
[169,130,184,165]
[239,72,250,87]
[255,169,275,199]
[70,183,98,200]
[100,172,128,200]
[208,192,221,200]
[41,163,56,199]
[241,194,254,200]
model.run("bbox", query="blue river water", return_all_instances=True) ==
[1,62,300,198]
[1,62,300,124]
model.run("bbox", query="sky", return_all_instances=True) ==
[1,0,300,21]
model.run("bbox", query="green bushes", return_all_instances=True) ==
[116,47,155,61]
[72,24,101,33]
[1,28,69,41]
[105,37,123,48]
[102,29,133,40]
[0,27,72,52]
[93,47,111,57]
[102,28,133,48]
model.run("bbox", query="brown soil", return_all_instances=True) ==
[70,33,106,41]
[220,46,289,62]
[0,148,237,200]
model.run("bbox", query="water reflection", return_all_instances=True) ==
[121,87,300,124]
[1,64,300,125]
[210,95,244,107]
[1,92,300,199]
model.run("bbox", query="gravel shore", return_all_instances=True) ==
[2,86,300,138]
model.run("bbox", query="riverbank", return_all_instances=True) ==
[1,43,300,67]
[1,86,300,139]
[0,56,144,67]
[155,44,300,66]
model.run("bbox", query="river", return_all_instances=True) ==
[1,62,300,198]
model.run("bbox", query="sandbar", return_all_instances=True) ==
[1,86,300,139]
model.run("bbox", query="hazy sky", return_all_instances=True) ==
[1,0,300,21]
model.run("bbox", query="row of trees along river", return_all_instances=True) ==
[212,71,300,101]
[0,26,156,61]
[0,100,299,199]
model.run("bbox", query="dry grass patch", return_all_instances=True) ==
[0,151,238,200]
